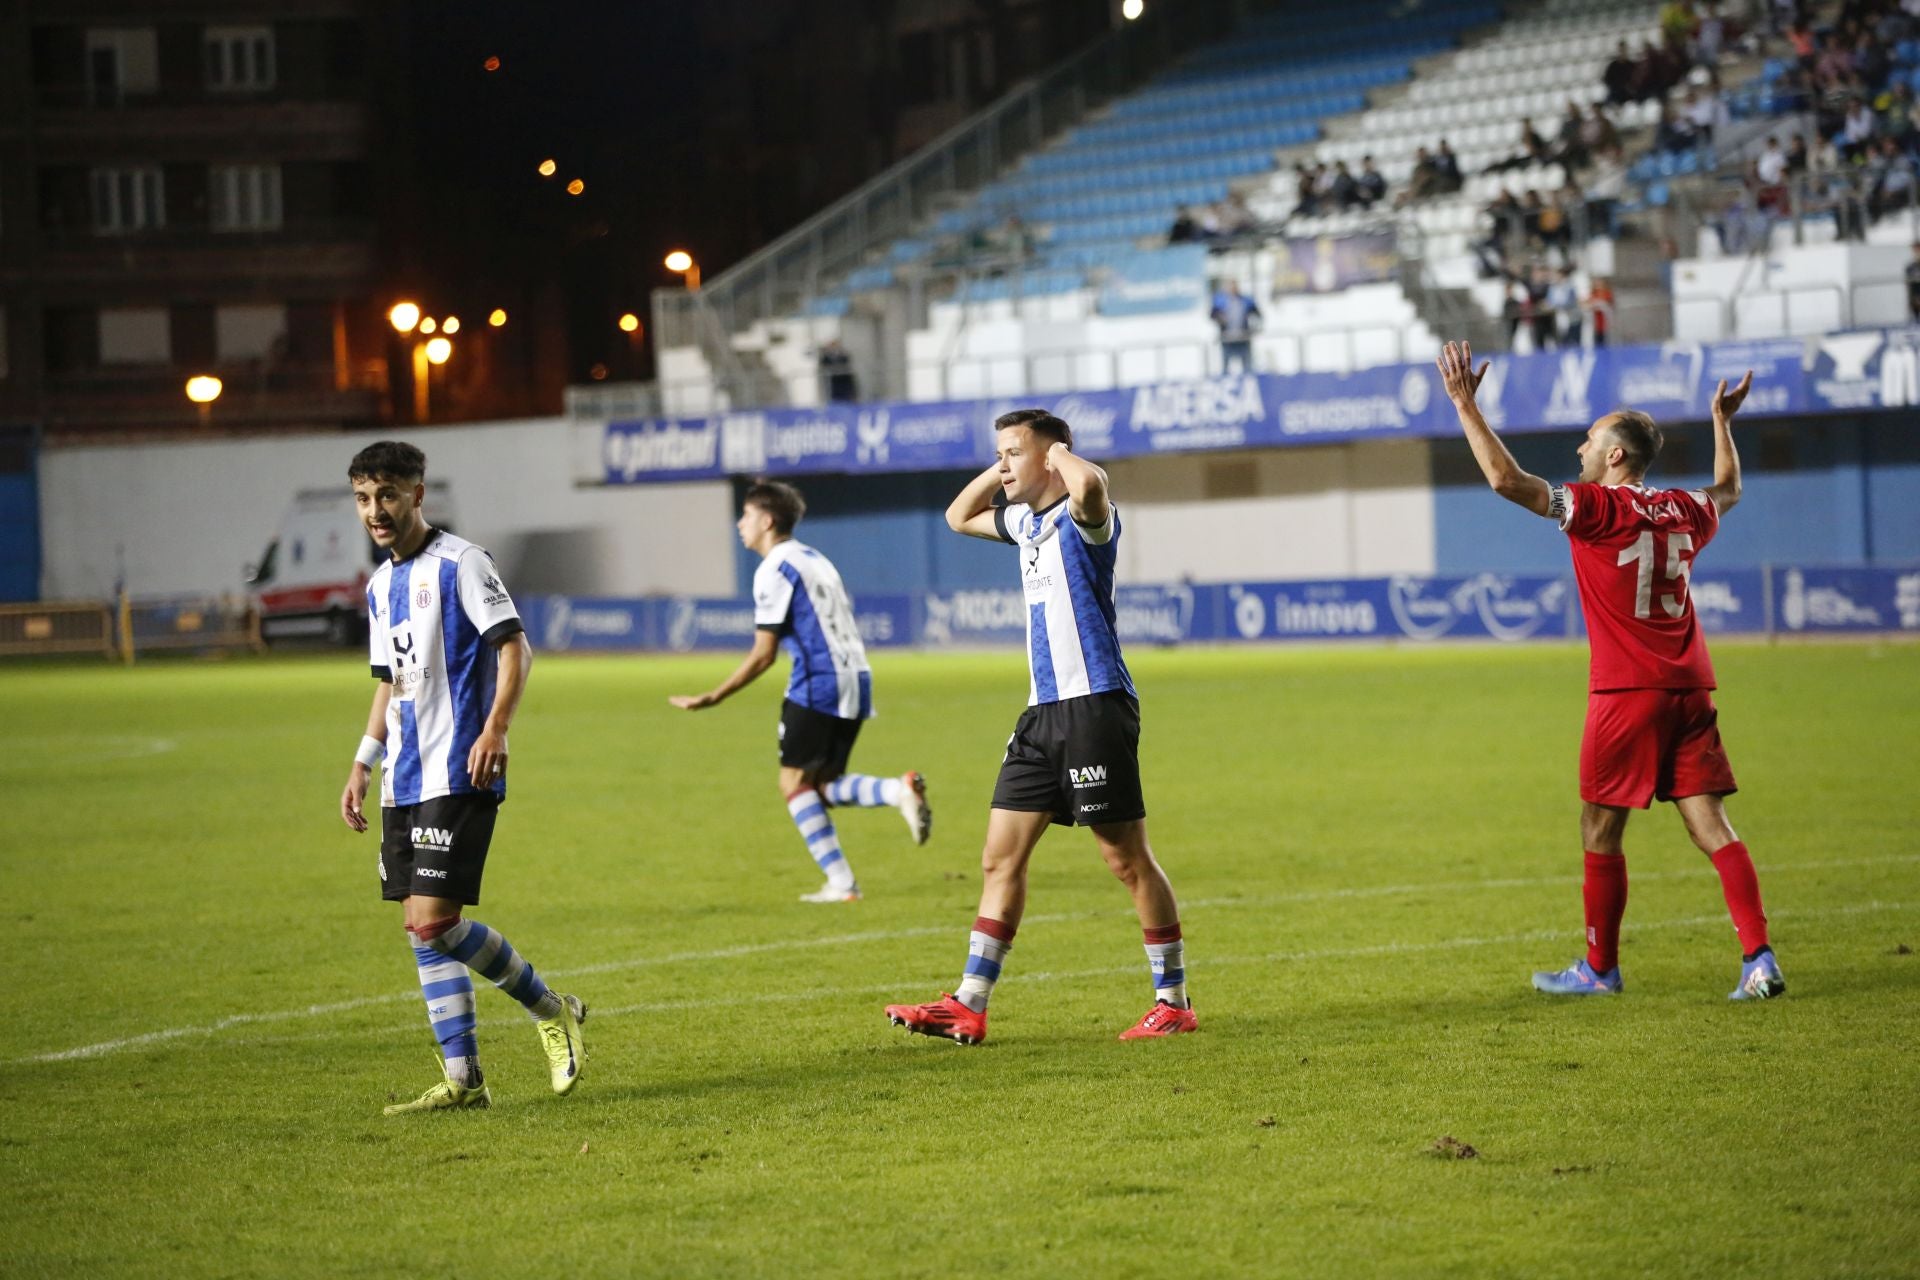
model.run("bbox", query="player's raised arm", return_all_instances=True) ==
[1047,441,1111,532]
[946,463,1007,540]
[340,680,391,832]
[1704,369,1753,516]
[1438,340,1552,518]
[669,627,780,710]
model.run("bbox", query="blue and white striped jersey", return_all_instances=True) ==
[754,539,873,721]
[367,530,524,807]
[994,497,1135,706]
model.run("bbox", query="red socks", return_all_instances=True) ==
[1583,851,1628,974]
[1710,840,1770,957]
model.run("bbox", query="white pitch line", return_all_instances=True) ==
[15,894,1913,1066]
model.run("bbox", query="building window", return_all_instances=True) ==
[205,26,276,92]
[210,165,283,231]
[99,308,172,365]
[85,28,159,105]
[215,304,288,361]
[90,167,166,234]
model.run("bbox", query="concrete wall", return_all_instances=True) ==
[39,417,735,600]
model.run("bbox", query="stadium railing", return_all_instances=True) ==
[0,601,117,660]
[0,595,265,663]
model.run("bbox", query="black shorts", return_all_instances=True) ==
[990,691,1146,827]
[778,698,863,776]
[379,792,499,904]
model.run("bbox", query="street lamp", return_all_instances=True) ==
[418,316,437,335]
[664,249,699,289]
[442,316,461,335]
[185,374,222,426]
[618,312,640,333]
[424,337,453,365]
[488,308,508,327]
[388,301,421,334]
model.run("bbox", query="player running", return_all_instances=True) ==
[1437,340,1784,1001]
[338,441,587,1115]
[669,481,931,903]
[884,409,1196,1044]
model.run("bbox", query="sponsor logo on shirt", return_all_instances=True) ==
[1069,765,1108,787]
[412,825,453,851]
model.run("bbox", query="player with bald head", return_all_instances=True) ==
[1437,341,1784,1002]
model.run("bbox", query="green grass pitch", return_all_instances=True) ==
[2,641,1916,1278]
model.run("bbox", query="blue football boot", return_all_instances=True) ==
[1729,948,1786,1000]
[1531,958,1623,996]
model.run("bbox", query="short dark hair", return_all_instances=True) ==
[1605,409,1663,474]
[743,480,805,535]
[348,441,426,484]
[994,408,1072,449]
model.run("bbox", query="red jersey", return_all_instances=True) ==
[1556,481,1719,692]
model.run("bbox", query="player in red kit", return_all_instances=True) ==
[1437,340,1784,1001]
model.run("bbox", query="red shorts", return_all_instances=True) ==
[1580,688,1738,809]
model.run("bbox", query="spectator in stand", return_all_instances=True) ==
[1905,243,1920,321]
[1786,18,1818,69]
[1313,162,1339,213]
[1547,268,1581,347]
[1210,281,1262,375]
[1557,103,1590,170]
[1581,103,1622,156]
[1879,82,1920,148]
[1683,83,1729,143]
[818,340,857,403]
[1660,0,1700,52]
[1486,119,1552,174]
[1656,100,1698,152]
[1168,205,1200,243]
[1357,155,1388,208]
[1397,146,1441,206]
[1814,35,1855,92]
[1605,41,1639,105]
[1220,192,1258,237]
[1853,28,1891,92]
[1292,162,1319,218]
[1520,188,1547,249]
[1537,188,1574,261]
[1475,190,1521,277]
[1695,1,1727,66]
[1435,140,1465,193]
[1842,96,1879,159]
[1331,160,1361,210]
[1785,133,1810,176]
[1586,143,1628,233]
[1586,276,1615,347]
[1868,135,1916,217]
[1193,203,1223,241]
[1754,136,1791,215]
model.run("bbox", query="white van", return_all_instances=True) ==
[247,482,457,644]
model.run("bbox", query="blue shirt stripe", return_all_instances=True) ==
[780,560,840,714]
[1059,512,1133,698]
[1028,601,1059,703]
[388,568,423,803]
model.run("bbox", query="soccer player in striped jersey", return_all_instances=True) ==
[1438,340,1784,1001]
[669,481,931,902]
[337,441,587,1114]
[885,409,1196,1044]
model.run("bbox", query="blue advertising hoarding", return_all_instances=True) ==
[601,327,1920,486]
[520,565,1917,653]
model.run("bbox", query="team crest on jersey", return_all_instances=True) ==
[416,585,433,609]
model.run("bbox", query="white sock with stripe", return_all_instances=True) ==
[821,774,904,808]
[787,788,856,889]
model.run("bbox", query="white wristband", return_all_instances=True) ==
[354,735,384,769]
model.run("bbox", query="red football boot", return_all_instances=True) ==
[1118,1000,1198,1040]
[884,993,987,1045]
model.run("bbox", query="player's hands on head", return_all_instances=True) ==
[1045,440,1071,472]
[1436,340,1490,404]
[1713,369,1753,422]
[668,692,718,711]
[340,766,370,833]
